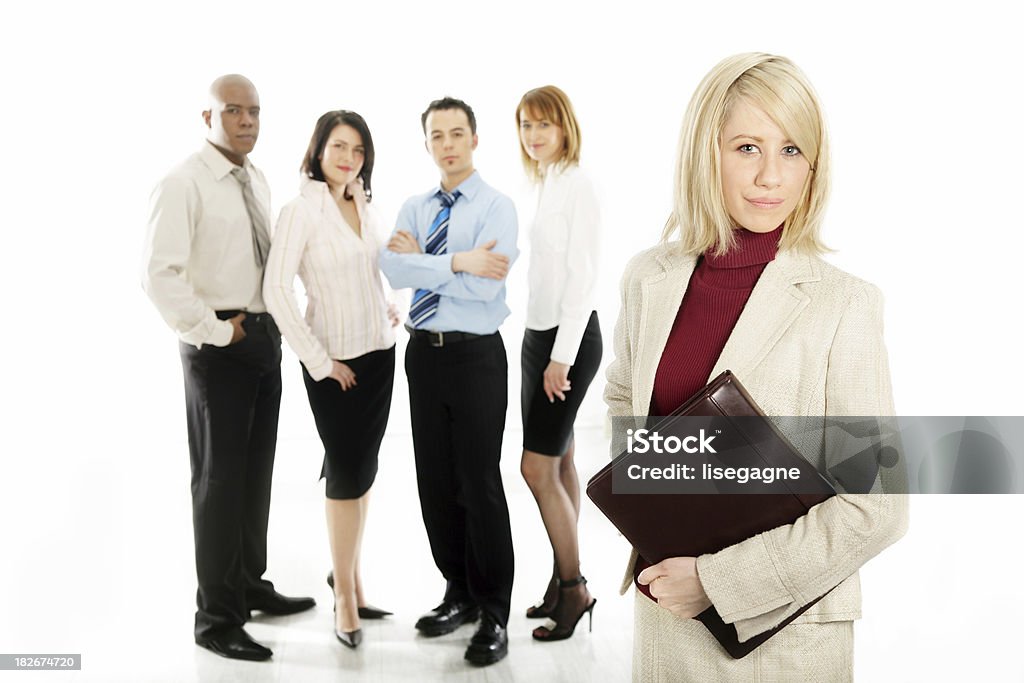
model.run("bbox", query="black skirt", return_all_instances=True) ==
[302,345,395,499]
[521,312,602,456]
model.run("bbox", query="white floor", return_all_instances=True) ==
[6,426,634,682]
[6,419,1024,681]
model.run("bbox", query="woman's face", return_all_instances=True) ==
[319,124,365,190]
[519,109,565,169]
[719,99,811,233]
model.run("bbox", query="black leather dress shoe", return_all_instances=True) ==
[414,599,480,636]
[196,627,273,661]
[248,590,316,616]
[464,612,508,666]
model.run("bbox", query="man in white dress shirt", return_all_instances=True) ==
[142,74,313,662]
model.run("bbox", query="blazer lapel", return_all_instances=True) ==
[709,251,821,381]
[633,249,696,415]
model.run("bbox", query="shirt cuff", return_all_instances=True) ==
[206,320,234,348]
[307,357,334,382]
[550,316,590,365]
[441,253,456,275]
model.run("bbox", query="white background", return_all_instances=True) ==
[2,1,1023,680]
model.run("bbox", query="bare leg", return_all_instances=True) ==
[326,491,370,633]
[352,491,370,608]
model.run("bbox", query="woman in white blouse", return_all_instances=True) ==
[515,86,602,641]
[263,110,399,649]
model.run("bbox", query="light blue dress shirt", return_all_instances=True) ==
[380,171,519,334]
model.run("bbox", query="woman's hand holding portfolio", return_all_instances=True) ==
[637,557,712,619]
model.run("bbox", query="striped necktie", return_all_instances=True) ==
[408,190,460,327]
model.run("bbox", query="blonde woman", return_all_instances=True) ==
[516,86,602,641]
[604,54,908,680]
[263,110,398,649]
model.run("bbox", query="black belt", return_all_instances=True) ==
[405,325,490,348]
[216,309,272,323]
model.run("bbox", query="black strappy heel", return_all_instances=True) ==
[531,576,596,642]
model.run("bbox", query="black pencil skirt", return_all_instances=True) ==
[521,311,602,456]
[302,345,395,499]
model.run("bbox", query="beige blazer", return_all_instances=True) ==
[605,243,908,680]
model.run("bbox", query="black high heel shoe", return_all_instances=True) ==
[531,576,596,642]
[332,591,363,649]
[327,571,393,618]
[525,573,559,619]
[335,628,363,649]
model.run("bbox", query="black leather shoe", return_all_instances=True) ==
[464,612,508,666]
[414,599,479,636]
[248,590,316,616]
[196,627,273,661]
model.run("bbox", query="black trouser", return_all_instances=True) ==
[178,312,282,639]
[405,332,515,626]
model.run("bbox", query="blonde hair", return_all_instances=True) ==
[663,53,831,255]
[515,85,582,182]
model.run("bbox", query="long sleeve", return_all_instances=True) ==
[379,198,451,290]
[262,201,333,380]
[550,173,601,365]
[141,175,233,348]
[696,283,909,643]
[379,195,519,302]
[430,196,518,302]
[604,255,640,456]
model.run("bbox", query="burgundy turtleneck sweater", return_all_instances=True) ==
[635,225,782,601]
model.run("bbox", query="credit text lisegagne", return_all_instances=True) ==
[624,428,802,484]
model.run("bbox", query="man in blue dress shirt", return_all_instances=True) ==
[380,97,518,666]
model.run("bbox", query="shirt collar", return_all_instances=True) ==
[199,140,253,180]
[300,176,331,207]
[541,161,575,185]
[434,170,481,202]
[300,176,370,226]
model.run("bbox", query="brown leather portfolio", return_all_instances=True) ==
[586,370,837,659]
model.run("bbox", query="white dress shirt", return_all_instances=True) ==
[142,142,270,348]
[525,164,601,365]
[263,178,396,381]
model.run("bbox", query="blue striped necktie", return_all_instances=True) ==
[408,190,460,327]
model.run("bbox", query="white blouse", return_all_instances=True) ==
[526,164,601,365]
[263,178,395,381]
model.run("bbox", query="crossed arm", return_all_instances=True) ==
[387,230,510,281]
[379,196,518,300]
